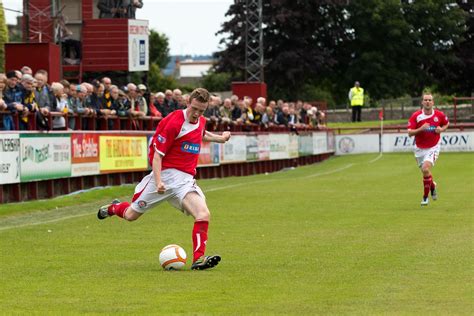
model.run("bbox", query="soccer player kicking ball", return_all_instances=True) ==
[98,88,231,270]
[407,90,449,206]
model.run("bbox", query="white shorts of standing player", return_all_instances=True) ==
[131,168,205,214]
[414,143,440,168]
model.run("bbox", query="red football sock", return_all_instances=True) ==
[109,202,130,218]
[192,221,209,262]
[423,176,432,198]
[430,178,436,190]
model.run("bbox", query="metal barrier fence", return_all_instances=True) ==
[0,111,322,133]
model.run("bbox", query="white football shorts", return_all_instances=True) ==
[414,143,440,168]
[130,168,205,214]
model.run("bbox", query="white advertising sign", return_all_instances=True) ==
[312,132,329,155]
[298,133,313,156]
[20,135,71,182]
[0,134,20,184]
[327,131,335,152]
[270,134,290,160]
[383,132,474,152]
[220,135,247,163]
[71,162,100,177]
[257,134,270,160]
[128,19,149,72]
[335,134,379,155]
[288,134,299,158]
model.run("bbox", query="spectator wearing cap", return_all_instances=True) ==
[127,83,147,118]
[3,71,26,130]
[137,83,149,113]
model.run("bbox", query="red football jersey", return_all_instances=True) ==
[407,109,448,149]
[149,110,206,176]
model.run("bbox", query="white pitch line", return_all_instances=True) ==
[0,212,94,231]
[0,163,354,232]
[368,153,383,164]
[303,163,354,178]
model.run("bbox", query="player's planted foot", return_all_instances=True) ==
[431,182,438,201]
[191,255,221,270]
[97,199,120,219]
[420,196,429,206]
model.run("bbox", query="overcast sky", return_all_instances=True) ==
[3,0,234,56]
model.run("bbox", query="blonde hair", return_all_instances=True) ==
[51,82,64,93]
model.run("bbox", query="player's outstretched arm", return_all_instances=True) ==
[203,131,231,143]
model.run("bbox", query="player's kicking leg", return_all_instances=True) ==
[181,191,221,270]
[97,200,143,221]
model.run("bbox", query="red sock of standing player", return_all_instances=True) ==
[192,221,209,262]
[423,175,432,198]
[109,202,130,218]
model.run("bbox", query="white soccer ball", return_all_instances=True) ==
[159,244,187,270]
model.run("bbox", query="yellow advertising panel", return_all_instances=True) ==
[99,135,148,173]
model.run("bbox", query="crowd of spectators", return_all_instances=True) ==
[0,67,326,132]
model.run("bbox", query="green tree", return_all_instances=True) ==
[0,2,9,73]
[147,62,178,92]
[437,1,472,95]
[149,29,170,69]
[215,1,468,102]
[201,70,231,92]
[214,0,348,100]
[330,0,467,101]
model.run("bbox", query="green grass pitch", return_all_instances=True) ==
[0,153,472,314]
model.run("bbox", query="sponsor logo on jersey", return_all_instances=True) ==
[157,134,166,143]
[181,142,200,154]
[434,117,439,122]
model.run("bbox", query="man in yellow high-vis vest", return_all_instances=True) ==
[348,81,364,122]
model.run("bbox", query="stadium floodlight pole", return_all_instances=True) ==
[244,0,263,82]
